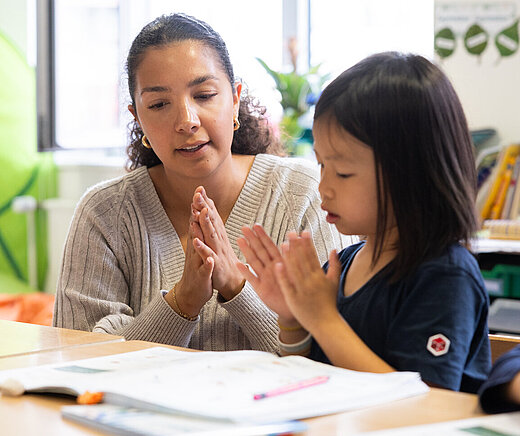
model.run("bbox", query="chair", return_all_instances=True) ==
[489,333,520,363]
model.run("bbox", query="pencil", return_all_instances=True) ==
[253,375,330,400]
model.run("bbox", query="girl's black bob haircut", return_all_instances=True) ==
[314,51,477,282]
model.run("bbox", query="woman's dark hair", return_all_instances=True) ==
[126,13,282,170]
[314,51,477,282]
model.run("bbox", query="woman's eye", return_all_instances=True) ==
[336,173,351,179]
[195,93,218,100]
[148,102,168,110]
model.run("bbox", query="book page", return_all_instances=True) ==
[360,411,520,435]
[0,347,429,423]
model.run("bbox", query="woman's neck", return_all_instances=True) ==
[149,154,255,224]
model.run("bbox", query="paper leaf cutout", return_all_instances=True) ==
[464,24,488,55]
[435,27,456,58]
[495,19,519,57]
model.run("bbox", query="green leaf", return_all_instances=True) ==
[434,27,456,58]
[495,19,519,57]
[464,24,488,55]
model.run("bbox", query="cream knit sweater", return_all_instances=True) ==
[53,154,354,352]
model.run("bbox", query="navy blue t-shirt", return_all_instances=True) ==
[309,242,491,393]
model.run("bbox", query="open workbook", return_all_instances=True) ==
[0,347,428,424]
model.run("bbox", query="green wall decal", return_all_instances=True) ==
[435,27,456,58]
[0,30,57,291]
[464,23,489,56]
[495,19,519,57]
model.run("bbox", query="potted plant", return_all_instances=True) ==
[257,38,329,155]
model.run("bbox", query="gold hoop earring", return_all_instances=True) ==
[142,135,152,149]
[233,117,240,131]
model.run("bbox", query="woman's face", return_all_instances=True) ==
[129,40,240,179]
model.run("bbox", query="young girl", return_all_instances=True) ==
[237,51,491,393]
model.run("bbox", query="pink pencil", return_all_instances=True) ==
[253,375,330,400]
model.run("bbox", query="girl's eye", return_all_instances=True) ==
[336,173,351,179]
[195,93,218,100]
[148,102,168,110]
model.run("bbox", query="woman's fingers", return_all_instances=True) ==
[236,261,259,287]
[199,207,218,244]
[193,237,216,262]
[202,256,214,276]
[189,220,204,242]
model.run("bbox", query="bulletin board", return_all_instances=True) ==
[434,1,520,147]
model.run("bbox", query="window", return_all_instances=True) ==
[37,0,434,152]
[37,0,284,151]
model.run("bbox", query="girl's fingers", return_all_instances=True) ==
[274,261,294,298]
[300,231,321,270]
[241,226,274,266]
[237,237,265,276]
[284,236,306,284]
[252,224,282,260]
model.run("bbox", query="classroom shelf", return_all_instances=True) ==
[471,238,520,254]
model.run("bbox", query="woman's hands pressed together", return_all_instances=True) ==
[190,186,245,301]
[165,209,214,318]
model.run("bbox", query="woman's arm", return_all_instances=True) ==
[53,189,201,347]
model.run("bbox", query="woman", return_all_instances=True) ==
[53,13,351,352]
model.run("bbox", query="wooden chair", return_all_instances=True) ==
[489,334,520,363]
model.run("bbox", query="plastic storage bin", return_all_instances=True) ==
[481,264,520,298]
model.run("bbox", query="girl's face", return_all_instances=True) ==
[313,119,379,237]
[129,41,240,179]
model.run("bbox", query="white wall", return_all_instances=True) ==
[0,0,28,55]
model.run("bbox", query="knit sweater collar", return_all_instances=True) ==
[133,154,275,280]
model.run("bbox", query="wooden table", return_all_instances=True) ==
[0,320,124,359]
[0,339,486,435]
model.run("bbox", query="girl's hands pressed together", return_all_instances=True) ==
[274,231,342,333]
[191,186,244,301]
[237,224,296,324]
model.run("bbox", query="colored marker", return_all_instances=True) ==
[253,375,330,400]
